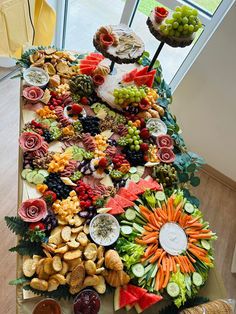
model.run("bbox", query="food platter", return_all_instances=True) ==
[4,8,226,313]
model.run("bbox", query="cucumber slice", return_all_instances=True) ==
[120,220,133,226]
[192,272,203,286]
[155,191,166,201]
[130,173,140,183]
[38,169,49,177]
[107,110,116,117]
[121,225,133,235]
[185,274,192,291]
[136,166,145,177]
[21,169,32,179]
[129,167,137,174]
[133,223,144,234]
[184,202,195,214]
[144,264,153,275]
[132,263,145,278]
[167,282,180,297]
[150,264,158,278]
[201,240,211,251]
[33,173,45,185]
[26,170,38,183]
[125,209,136,221]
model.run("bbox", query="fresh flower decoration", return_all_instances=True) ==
[22,86,44,102]
[18,198,47,222]
[19,131,43,152]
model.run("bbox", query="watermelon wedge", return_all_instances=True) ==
[137,178,161,191]
[134,292,163,313]
[114,286,138,311]
[118,187,138,201]
[127,181,144,195]
[114,194,134,208]
[125,284,147,311]
[85,55,104,62]
[79,66,96,75]
[134,74,154,87]
[89,52,104,60]
[146,177,162,190]
[80,59,100,66]
[106,198,124,215]
[135,66,149,76]
[122,68,138,83]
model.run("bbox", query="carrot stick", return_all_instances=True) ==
[147,223,158,230]
[144,225,154,232]
[190,233,212,239]
[186,251,196,263]
[169,255,173,272]
[144,244,155,257]
[189,238,198,243]
[167,201,171,221]
[139,205,153,215]
[162,259,170,288]
[135,238,147,245]
[162,256,167,272]
[149,249,163,264]
[187,216,201,225]
[143,232,158,241]
[158,251,166,267]
[159,267,165,290]
[189,243,207,254]
[155,269,161,291]
[172,257,177,273]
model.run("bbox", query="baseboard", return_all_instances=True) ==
[201,164,236,191]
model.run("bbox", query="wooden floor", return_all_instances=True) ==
[0,77,235,314]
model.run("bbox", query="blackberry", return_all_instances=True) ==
[42,210,58,232]
[43,129,53,143]
[79,116,100,135]
[45,173,71,199]
[114,179,126,189]
[123,148,145,166]
[125,105,139,115]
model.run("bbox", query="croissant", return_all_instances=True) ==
[104,270,130,287]
[105,250,123,271]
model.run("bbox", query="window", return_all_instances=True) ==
[53,0,235,91]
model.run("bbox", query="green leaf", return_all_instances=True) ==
[9,239,44,256]
[187,163,197,173]
[23,284,73,300]
[5,216,28,236]
[9,277,29,285]
[178,172,189,183]
[190,176,200,187]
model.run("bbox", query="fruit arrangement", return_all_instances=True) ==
[6,42,214,313]
[147,5,202,48]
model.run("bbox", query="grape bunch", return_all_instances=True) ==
[113,86,147,106]
[118,121,143,151]
[159,5,202,38]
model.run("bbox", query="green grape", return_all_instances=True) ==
[128,120,132,126]
[173,12,181,19]
[130,145,135,150]
[135,145,140,151]
[133,136,137,141]
[135,97,141,102]
[165,19,171,24]
[182,16,188,24]
[163,29,169,36]
[183,24,189,31]
[175,6,181,12]
[128,128,134,135]
[182,30,189,35]
[169,29,175,36]
[134,140,139,145]
[178,25,183,32]
[118,98,124,104]
[128,138,133,144]
[188,25,194,33]
[192,9,198,16]
[135,130,140,135]
[173,21,179,29]
[175,31,180,37]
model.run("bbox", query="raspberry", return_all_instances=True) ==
[98,157,108,168]
[80,96,90,105]
[140,143,149,151]
[71,104,83,115]
[140,128,150,139]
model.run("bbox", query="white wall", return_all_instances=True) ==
[171,3,236,181]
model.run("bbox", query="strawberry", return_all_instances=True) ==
[140,128,150,139]
[29,222,45,231]
[80,97,90,105]
[43,190,57,204]
[99,157,108,168]
[71,103,83,115]
[140,143,149,151]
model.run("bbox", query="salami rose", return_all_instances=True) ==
[158,147,175,163]
[19,132,43,152]
[23,86,44,102]
[18,199,47,222]
[156,134,173,149]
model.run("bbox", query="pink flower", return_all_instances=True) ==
[156,134,173,149]
[23,86,44,102]
[158,147,175,163]
[19,132,43,152]
[18,199,47,222]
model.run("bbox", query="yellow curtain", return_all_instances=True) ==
[0,0,56,58]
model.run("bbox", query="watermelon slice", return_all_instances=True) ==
[122,68,138,83]
[127,181,144,195]
[80,59,100,66]
[85,55,103,62]
[134,74,154,87]
[114,286,138,311]
[134,292,163,313]
[135,66,149,76]
[137,178,161,191]
[125,284,147,311]
[89,52,104,60]
[114,194,134,208]
[106,198,124,215]
[146,177,162,190]
[118,187,138,201]
[79,66,96,75]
